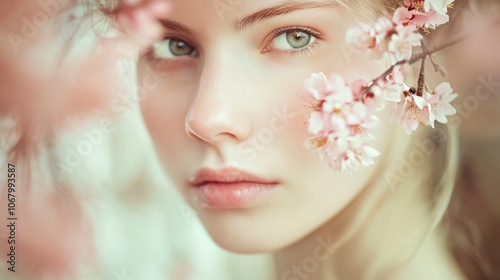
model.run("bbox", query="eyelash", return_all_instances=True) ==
[142,26,324,63]
[142,37,194,64]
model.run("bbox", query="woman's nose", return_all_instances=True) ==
[185,52,253,144]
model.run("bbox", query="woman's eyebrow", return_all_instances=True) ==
[233,1,338,32]
[159,0,338,36]
[159,19,195,37]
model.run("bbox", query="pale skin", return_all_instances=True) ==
[137,0,465,279]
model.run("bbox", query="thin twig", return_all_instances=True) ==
[416,56,426,96]
[421,41,447,77]
[408,31,468,64]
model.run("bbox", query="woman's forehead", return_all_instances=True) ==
[161,0,340,37]
[166,0,340,23]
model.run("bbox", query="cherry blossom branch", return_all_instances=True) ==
[361,31,469,96]
[303,0,469,172]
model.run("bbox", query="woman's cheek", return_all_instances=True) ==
[140,79,187,145]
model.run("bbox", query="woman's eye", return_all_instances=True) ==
[271,29,317,50]
[153,38,197,59]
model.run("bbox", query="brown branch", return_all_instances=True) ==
[360,31,469,97]
[408,31,468,64]
[416,56,426,96]
[421,41,447,77]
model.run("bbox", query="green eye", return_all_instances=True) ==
[153,38,197,58]
[286,30,312,48]
[272,29,317,50]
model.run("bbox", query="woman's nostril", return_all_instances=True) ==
[184,109,248,144]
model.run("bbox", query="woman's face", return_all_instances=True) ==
[138,0,393,253]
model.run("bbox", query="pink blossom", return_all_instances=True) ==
[369,82,404,110]
[424,0,454,14]
[362,65,408,111]
[394,0,454,29]
[307,111,348,136]
[347,16,422,61]
[421,82,458,127]
[306,135,380,173]
[322,83,354,113]
[345,24,377,52]
[304,73,352,102]
[390,94,430,134]
[390,64,410,85]
[393,7,415,26]
[345,17,393,59]
[304,73,332,101]
[304,73,381,172]
[408,10,449,29]
[104,0,170,55]
[304,74,352,138]
[388,24,422,61]
[378,64,408,105]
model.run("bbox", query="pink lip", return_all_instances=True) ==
[189,167,279,208]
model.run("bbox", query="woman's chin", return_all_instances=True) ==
[197,214,297,254]
[211,236,278,254]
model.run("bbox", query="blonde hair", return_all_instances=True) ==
[327,121,460,278]
[324,0,499,278]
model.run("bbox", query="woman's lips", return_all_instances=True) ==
[189,168,279,208]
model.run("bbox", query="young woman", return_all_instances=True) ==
[133,0,466,279]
